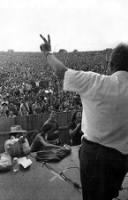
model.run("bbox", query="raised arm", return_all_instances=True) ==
[40,34,67,80]
[39,34,97,95]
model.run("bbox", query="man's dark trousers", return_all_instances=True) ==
[79,138,128,200]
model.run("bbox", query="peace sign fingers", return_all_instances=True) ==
[40,34,51,52]
[48,34,51,44]
[40,34,48,43]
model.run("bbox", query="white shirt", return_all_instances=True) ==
[63,69,128,154]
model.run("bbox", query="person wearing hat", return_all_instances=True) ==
[9,125,27,137]
[4,125,30,157]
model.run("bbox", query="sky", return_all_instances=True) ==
[0,0,128,52]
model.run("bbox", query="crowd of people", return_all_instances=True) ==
[0,49,111,118]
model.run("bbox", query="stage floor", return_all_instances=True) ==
[0,146,128,200]
[0,146,82,200]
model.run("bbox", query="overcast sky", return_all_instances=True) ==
[0,0,128,52]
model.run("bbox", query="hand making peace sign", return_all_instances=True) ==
[40,34,51,53]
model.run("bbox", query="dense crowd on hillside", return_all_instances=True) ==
[0,49,111,118]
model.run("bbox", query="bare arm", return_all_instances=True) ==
[40,34,67,80]
[47,54,67,79]
[38,135,60,149]
[39,34,96,95]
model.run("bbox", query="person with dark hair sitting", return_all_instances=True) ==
[30,131,60,152]
[69,110,83,146]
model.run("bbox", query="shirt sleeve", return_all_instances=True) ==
[63,69,99,95]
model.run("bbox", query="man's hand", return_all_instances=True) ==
[39,34,67,79]
[40,34,51,53]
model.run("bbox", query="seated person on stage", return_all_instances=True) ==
[69,110,83,146]
[30,131,60,152]
[4,125,31,157]
[41,110,60,145]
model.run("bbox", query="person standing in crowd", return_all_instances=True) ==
[69,110,83,145]
[19,98,29,116]
[40,34,128,200]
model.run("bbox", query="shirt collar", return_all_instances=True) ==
[112,71,128,81]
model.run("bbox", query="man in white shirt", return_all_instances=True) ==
[40,34,128,200]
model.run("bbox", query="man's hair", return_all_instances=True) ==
[109,43,128,72]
